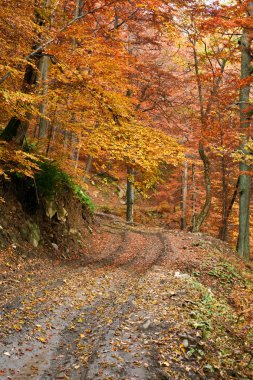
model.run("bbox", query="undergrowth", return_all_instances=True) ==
[188,278,251,377]
[189,253,253,378]
[36,161,95,212]
[13,160,94,213]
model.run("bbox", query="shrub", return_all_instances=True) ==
[13,159,95,214]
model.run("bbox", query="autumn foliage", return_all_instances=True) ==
[0,0,253,255]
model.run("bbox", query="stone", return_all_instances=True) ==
[45,199,57,219]
[27,222,40,248]
[69,228,78,235]
[57,206,68,222]
[174,271,190,280]
[142,319,151,330]
[182,338,189,348]
[51,243,58,250]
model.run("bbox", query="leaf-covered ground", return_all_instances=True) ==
[0,220,253,379]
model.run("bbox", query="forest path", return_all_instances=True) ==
[0,222,225,379]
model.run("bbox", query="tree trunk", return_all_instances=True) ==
[219,153,228,241]
[38,55,50,139]
[0,61,38,145]
[237,4,253,260]
[192,142,211,232]
[191,163,197,230]
[237,163,251,259]
[180,160,188,230]
[126,167,135,223]
[1,1,51,145]
[85,155,93,174]
[192,39,212,232]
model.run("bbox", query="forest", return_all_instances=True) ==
[1,0,253,258]
[1,0,253,379]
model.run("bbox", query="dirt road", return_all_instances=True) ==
[0,222,248,379]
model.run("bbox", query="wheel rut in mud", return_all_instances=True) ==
[0,225,202,380]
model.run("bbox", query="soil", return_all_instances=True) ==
[0,214,253,380]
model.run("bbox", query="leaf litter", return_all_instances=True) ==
[0,222,252,379]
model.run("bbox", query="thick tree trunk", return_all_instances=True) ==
[237,163,251,259]
[0,61,38,145]
[237,6,253,259]
[126,167,135,223]
[180,160,188,230]
[1,1,51,145]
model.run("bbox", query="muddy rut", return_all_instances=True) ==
[0,224,202,380]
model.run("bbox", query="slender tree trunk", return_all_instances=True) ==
[38,55,50,139]
[85,155,93,174]
[191,163,197,230]
[180,160,188,230]
[192,142,211,232]
[192,39,212,232]
[219,153,229,241]
[126,167,135,223]
[237,4,253,260]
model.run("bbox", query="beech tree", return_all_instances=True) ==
[237,1,253,259]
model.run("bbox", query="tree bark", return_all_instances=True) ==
[237,3,253,260]
[192,142,211,232]
[192,39,211,232]
[190,33,227,232]
[0,61,38,145]
[180,160,188,230]
[38,55,50,139]
[219,153,229,241]
[126,167,135,223]
[85,155,93,174]
[191,163,197,230]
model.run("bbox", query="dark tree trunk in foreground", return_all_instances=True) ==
[237,3,253,260]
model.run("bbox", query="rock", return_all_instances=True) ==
[174,271,190,279]
[20,226,28,240]
[57,206,68,222]
[69,228,78,235]
[178,332,188,339]
[142,319,151,330]
[25,222,40,248]
[182,338,189,348]
[45,200,57,219]
[118,187,126,199]
[51,243,58,250]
